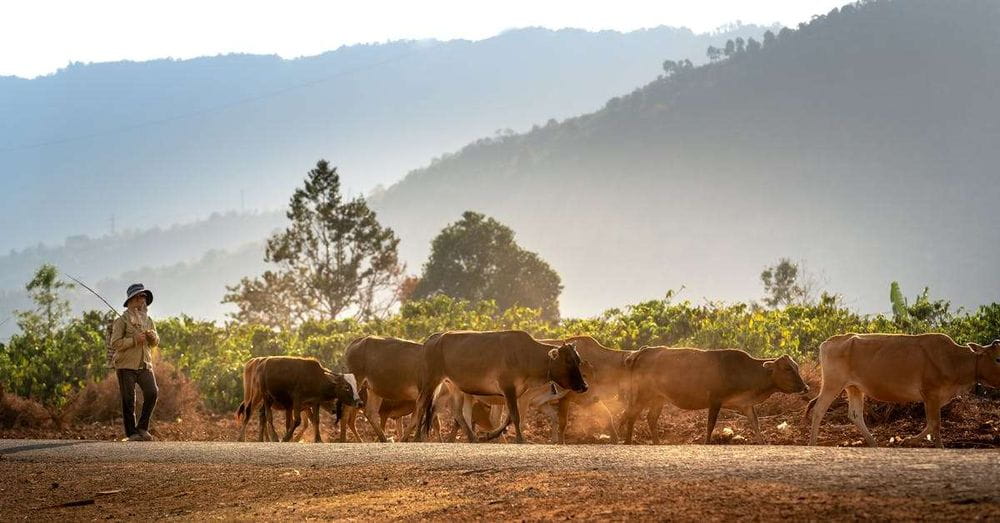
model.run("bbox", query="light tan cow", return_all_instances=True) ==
[444,379,569,442]
[621,346,808,444]
[807,334,1000,448]
[342,335,428,442]
[540,336,630,442]
[413,330,588,443]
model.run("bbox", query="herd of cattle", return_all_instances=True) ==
[236,331,1000,448]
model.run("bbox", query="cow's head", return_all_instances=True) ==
[971,339,1000,388]
[327,372,364,409]
[547,343,589,393]
[764,355,809,394]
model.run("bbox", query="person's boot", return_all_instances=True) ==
[126,433,144,442]
[137,429,155,441]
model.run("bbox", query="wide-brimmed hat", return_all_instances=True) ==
[123,283,153,307]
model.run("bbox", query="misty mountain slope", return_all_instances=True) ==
[0,24,771,252]
[372,0,1000,316]
[0,211,283,290]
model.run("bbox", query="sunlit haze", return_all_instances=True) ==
[2,0,847,78]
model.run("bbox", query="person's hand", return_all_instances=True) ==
[133,333,146,346]
[144,330,156,343]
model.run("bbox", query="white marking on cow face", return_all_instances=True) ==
[343,373,361,403]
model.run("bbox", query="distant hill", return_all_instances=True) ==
[0,212,277,338]
[1,24,774,339]
[0,24,772,252]
[370,0,1000,316]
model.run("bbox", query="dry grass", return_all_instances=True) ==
[0,383,52,429]
[63,355,200,424]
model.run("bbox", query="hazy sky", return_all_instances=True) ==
[2,0,847,78]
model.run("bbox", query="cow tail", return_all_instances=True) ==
[419,334,447,438]
[803,397,818,423]
[237,402,246,422]
[622,346,650,414]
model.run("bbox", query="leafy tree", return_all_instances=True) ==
[224,160,403,326]
[762,30,777,46]
[411,211,563,321]
[19,264,73,337]
[706,46,722,61]
[760,258,807,308]
[724,39,735,57]
[746,37,762,53]
[735,37,746,54]
[0,265,105,407]
[888,282,953,331]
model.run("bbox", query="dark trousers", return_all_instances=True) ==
[117,368,158,437]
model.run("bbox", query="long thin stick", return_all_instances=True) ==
[63,273,120,317]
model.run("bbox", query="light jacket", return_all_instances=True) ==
[110,309,159,370]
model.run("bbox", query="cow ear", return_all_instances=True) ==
[548,348,559,360]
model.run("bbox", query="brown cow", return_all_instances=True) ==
[540,336,630,442]
[413,330,588,443]
[342,335,428,442]
[237,356,339,443]
[621,346,808,444]
[258,356,363,442]
[807,334,1000,448]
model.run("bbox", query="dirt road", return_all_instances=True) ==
[1,439,997,520]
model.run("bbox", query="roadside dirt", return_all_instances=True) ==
[4,392,998,449]
[2,456,997,521]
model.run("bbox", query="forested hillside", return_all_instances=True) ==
[0,24,770,251]
[372,0,1000,316]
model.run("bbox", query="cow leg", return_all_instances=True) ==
[926,398,944,449]
[596,399,619,443]
[256,404,267,441]
[705,402,722,444]
[339,406,354,443]
[264,398,280,442]
[311,405,322,443]
[298,408,311,442]
[361,392,389,443]
[483,404,513,442]
[808,387,842,446]
[907,395,944,448]
[556,397,570,444]
[846,386,876,447]
[620,399,645,445]
[503,387,525,443]
[536,401,560,444]
[446,418,461,442]
[743,405,764,444]
[349,408,364,442]
[283,407,296,442]
[458,395,479,442]
[263,404,274,442]
[379,412,390,437]
[282,402,302,442]
[647,401,664,445]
